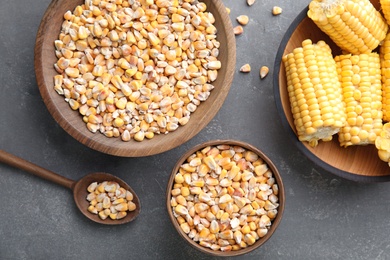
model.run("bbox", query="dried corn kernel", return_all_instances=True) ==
[53,0,221,142]
[233,25,243,35]
[86,181,137,220]
[236,15,249,25]
[272,6,282,16]
[260,66,269,79]
[247,0,256,6]
[170,144,280,252]
[240,64,251,73]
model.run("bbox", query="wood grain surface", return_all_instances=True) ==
[274,0,390,181]
[34,0,236,157]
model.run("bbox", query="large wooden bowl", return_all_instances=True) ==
[166,140,285,257]
[274,0,390,182]
[34,0,236,157]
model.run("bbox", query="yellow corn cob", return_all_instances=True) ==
[335,53,383,147]
[283,39,346,147]
[375,122,390,164]
[381,0,390,25]
[307,0,388,55]
[380,32,390,121]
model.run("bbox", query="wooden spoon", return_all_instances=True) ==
[0,150,140,225]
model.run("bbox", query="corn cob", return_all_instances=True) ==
[380,32,390,121]
[283,39,346,147]
[307,0,388,55]
[375,123,390,164]
[380,0,390,25]
[335,53,383,147]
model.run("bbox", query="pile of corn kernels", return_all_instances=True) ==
[86,181,137,220]
[170,144,279,252]
[53,0,221,142]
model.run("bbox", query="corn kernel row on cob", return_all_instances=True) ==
[335,53,383,147]
[307,0,388,55]
[380,32,390,121]
[380,0,390,25]
[375,122,390,164]
[283,39,346,147]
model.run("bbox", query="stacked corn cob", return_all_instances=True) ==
[379,1,390,164]
[283,40,346,147]
[283,0,390,164]
[381,0,390,25]
[380,33,390,121]
[335,53,383,147]
[307,0,388,55]
[375,122,390,164]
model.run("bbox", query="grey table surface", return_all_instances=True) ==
[1,0,390,259]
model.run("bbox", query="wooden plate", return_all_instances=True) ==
[273,0,390,182]
[34,0,236,157]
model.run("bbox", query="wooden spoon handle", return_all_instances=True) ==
[0,150,74,190]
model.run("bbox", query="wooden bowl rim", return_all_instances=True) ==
[34,0,236,157]
[273,5,390,182]
[166,139,285,257]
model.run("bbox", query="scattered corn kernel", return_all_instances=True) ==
[247,0,256,6]
[260,66,269,79]
[236,15,249,26]
[233,25,243,35]
[240,64,251,73]
[272,6,282,16]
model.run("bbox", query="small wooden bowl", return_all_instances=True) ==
[166,140,285,257]
[273,0,390,182]
[34,0,236,157]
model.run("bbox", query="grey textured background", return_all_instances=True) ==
[1,0,390,259]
